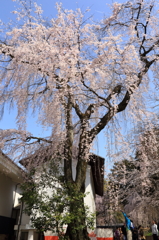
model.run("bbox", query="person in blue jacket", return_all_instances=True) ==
[121,211,132,240]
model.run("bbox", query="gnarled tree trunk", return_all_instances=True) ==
[64,185,91,240]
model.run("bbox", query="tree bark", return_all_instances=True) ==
[65,224,90,240]
[63,102,91,240]
[64,184,91,240]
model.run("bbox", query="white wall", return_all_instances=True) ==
[96,228,113,238]
[35,160,96,217]
[21,213,31,227]
[13,184,22,207]
[0,152,23,218]
[0,172,15,217]
[72,161,96,214]
[72,161,96,231]
[85,165,96,214]
[19,160,97,234]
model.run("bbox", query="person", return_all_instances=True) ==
[121,211,132,240]
[122,223,127,240]
[130,220,134,240]
[138,225,144,240]
[133,227,138,240]
[114,227,121,240]
[151,220,158,240]
[119,228,124,240]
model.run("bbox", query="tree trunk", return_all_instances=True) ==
[65,224,90,240]
[64,196,91,240]
[64,182,91,240]
[63,112,92,240]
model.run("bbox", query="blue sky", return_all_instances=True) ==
[0,0,126,165]
[0,0,119,22]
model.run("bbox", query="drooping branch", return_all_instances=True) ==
[4,135,52,144]
[0,42,58,79]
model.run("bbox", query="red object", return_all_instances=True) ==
[45,236,58,240]
[89,232,97,237]
[97,238,114,240]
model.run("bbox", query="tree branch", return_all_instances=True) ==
[81,73,112,108]
[25,136,52,143]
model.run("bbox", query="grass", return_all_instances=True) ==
[144,230,159,237]
[144,232,152,237]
